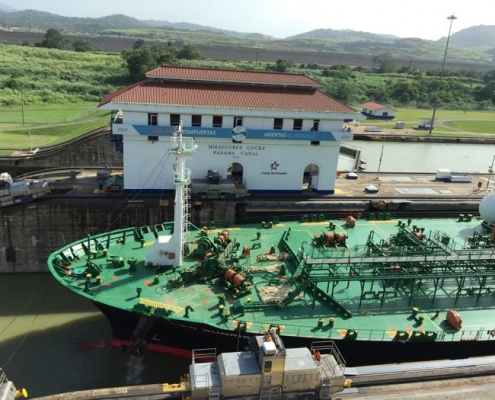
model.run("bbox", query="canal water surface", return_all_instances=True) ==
[0,273,189,398]
[342,141,495,174]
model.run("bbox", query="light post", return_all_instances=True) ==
[374,145,384,181]
[429,14,457,135]
[486,155,495,190]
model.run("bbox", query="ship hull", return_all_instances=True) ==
[95,302,495,367]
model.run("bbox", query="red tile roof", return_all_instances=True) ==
[360,102,392,111]
[146,66,322,87]
[99,80,356,114]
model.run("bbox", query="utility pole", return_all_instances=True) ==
[429,15,457,135]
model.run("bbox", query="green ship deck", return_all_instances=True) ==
[48,211,495,344]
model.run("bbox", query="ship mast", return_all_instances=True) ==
[170,121,197,266]
[145,121,197,267]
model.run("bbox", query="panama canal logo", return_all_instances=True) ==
[262,160,286,176]
[232,126,247,142]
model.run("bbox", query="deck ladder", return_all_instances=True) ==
[181,173,191,257]
[260,386,271,400]
[209,386,221,400]
[319,377,332,399]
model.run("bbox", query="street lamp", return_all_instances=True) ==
[374,145,384,181]
[486,155,495,190]
[429,14,457,135]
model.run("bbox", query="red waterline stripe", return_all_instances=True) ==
[110,338,192,358]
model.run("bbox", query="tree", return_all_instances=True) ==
[176,44,203,60]
[325,80,361,103]
[482,70,495,84]
[390,80,419,103]
[73,39,92,52]
[474,82,495,104]
[121,47,157,81]
[36,28,70,49]
[120,41,202,81]
[372,53,398,73]
[151,43,178,65]
[266,59,294,73]
[133,39,146,49]
[366,85,390,103]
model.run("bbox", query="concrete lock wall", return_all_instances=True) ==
[0,130,123,175]
[0,197,236,273]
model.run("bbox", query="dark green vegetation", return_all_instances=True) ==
[3,34,495,109]
[0,44,127,105]
[121,39,204,81]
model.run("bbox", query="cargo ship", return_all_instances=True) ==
[48,125,495,367]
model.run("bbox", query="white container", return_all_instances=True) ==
[436,169,451,180]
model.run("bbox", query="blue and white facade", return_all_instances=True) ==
[99,67,363,194]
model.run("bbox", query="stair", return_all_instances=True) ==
[260,386,271,400]
[182,172,191,257]
[319,378,331,399]
[209,386,221,400]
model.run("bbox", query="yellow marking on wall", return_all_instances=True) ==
[161,382,186,392]
[140,298,184,313]
[263,323,283,332]
[334,189,344,194]
[387,331,410,339]
[233,320,253,329]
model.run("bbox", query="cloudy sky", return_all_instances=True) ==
[1,0,492,40]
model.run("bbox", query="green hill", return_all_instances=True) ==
[1,9,495,64]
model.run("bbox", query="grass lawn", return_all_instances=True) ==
[354,107,495,137]
[446,120,495,133]
[0,104,110,156]
[0,102,100,125]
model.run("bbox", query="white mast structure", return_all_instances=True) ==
[145,121,197,267]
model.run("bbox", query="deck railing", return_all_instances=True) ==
[245,322,495,343]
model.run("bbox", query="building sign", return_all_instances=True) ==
[208,144,265,157]
[114,124,338,141]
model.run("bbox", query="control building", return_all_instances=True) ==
[98,66,363,194]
